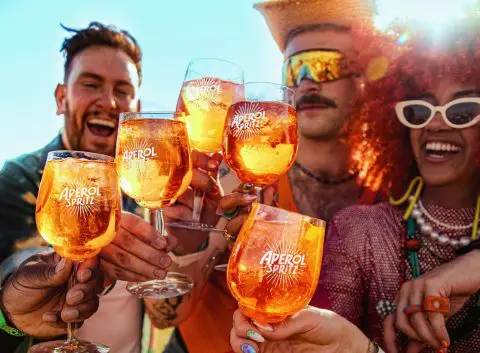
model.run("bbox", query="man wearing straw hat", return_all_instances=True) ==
[255,0,379,221]
[220,0,380,223]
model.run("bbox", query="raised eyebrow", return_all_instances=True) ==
[77,72,103,81]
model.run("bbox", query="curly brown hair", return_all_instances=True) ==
[60,21,142,84]
[345,12,480,199]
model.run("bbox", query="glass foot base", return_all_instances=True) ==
[126,272,194,299]
[51,339,109,353]
[166,221,223,232]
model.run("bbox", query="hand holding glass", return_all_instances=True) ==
[116,112,194,298]
[36,151,121,353]
[227,203,325,324]
[175,58,244,227]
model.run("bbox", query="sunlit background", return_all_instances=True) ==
[0,0,476,165]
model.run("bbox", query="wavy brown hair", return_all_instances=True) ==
[60,22,142,84]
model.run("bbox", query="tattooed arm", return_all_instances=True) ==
[143,231,227,329]
[144,296,184,329]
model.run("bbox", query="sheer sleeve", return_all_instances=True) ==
[310,218,367,327]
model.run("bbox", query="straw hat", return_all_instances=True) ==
[254,0,377,52]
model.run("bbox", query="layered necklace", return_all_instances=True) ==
[410,197,477,248]
[389,177,480,280]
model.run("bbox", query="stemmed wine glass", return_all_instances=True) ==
[36,151,121,352]
[222,82,297,202]
[172,58,244,231]
[115,112,194,298]
[227,203,325,323]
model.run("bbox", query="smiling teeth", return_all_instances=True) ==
[89,119,116,128]
[425,142,461,152]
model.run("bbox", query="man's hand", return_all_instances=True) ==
[219,184,276,247]
[1,253,103,338]
[99,212,177,283]
[163,150,224,254]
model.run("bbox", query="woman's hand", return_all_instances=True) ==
[230,307,371,353]
[383,250,480,353]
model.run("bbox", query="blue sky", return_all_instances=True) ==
[0,0,474,165]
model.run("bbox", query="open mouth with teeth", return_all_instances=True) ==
[86,118,117,138]
[424,141,462,158]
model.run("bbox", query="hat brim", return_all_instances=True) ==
[255,0,377,52]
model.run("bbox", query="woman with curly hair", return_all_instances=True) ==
[227,12,480,353]
[306,14,480,353]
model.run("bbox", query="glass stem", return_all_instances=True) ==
[192,187,205,223]
[255,186,263,204]
[145,208,165,237]
[67,261,81,342]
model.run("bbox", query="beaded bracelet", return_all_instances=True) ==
[0,309,25,337]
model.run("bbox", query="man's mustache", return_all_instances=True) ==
[296,93,337,109]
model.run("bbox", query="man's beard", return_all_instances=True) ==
[63,103,117,156]
[63,104,83,151]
